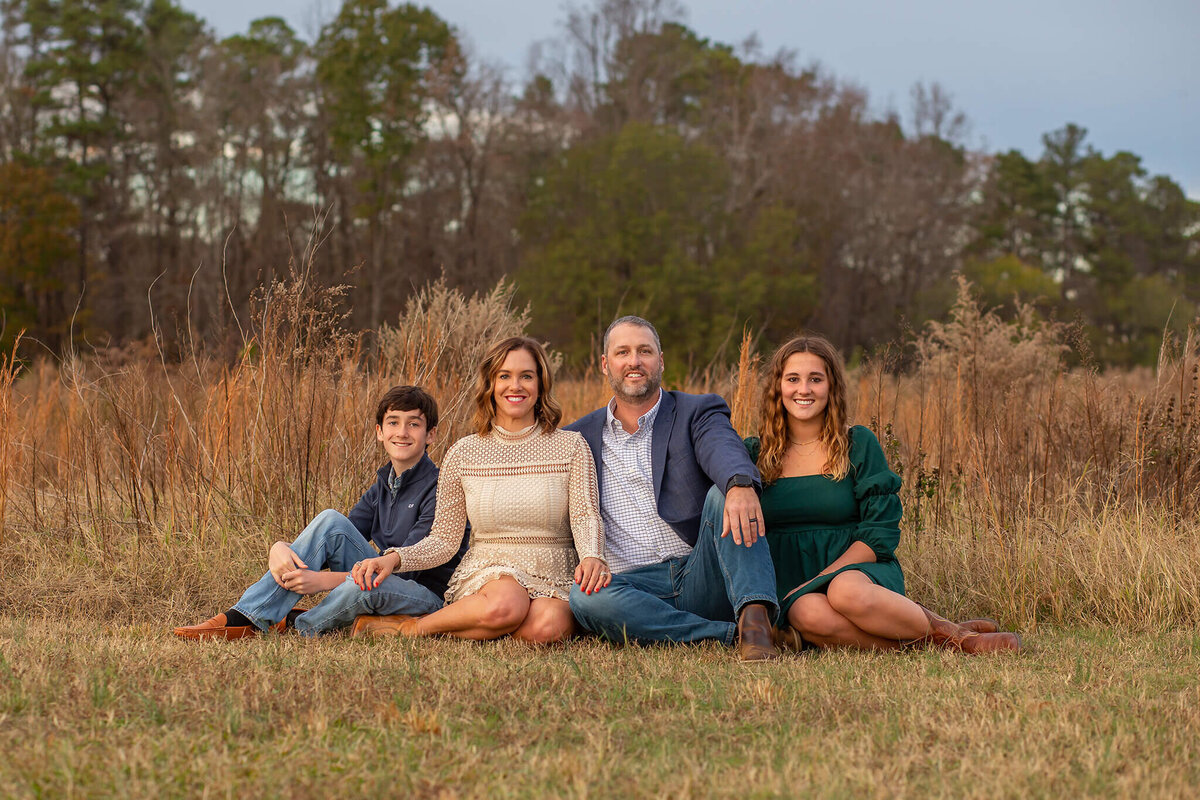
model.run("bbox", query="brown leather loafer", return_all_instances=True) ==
[349,614,420,638]
[173,613,284,641]
[736,604,780,661]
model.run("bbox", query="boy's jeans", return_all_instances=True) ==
[233,509,444,637]
[569,486,778,644]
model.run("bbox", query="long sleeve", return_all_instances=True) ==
[346,479,379,541]
[567,433,605,562]
[690,394,762,492]
[385,441,469,571]
[851,426,903,562]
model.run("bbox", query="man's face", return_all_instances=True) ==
[375,408,435,471]
[601,322,664,404]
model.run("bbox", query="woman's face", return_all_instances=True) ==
[779,351,830,425]
[492,347,540,429]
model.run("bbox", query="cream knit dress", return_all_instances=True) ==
[386,424,605,602]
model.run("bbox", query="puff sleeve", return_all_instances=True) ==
[850,426,903,563]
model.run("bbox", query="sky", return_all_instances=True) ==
[181,0,1200,198]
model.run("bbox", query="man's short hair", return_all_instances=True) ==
[375,385,438,429]
[602,315,662,353]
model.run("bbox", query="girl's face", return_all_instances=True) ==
[492,347,539,429]
[779,351,830,425]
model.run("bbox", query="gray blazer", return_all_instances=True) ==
[565,390,761,548]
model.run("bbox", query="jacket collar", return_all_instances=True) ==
[378,452,436,494]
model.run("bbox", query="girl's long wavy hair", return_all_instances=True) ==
[758,334,850,484]
[472,336,563,436]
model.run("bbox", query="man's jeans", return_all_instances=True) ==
[569,486,778,644]
[233,509,444,637]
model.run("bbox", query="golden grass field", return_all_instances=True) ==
[2,621,1199,798]
[2,278,1199,797]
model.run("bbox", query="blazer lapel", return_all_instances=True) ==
[651,390,674,501]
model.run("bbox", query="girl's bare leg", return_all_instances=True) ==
[824,571,929,640]
[787,592,905,651]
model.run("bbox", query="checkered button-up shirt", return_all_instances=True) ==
[600,391,693,573]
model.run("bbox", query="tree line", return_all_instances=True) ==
[1,0,1197,366]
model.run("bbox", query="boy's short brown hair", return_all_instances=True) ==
[375,385,438,430]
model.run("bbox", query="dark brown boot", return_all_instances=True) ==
[918,606,1021,654]
[737,604,780,661]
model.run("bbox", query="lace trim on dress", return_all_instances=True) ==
[473,534,574,546]
[446,564,573,603]
[461,463,571,478]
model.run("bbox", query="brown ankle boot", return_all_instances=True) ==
[737,604,780,661]
[918,606,1021,654]
[957,617,1001,634]
[349,614,421,638]
[772,626,805,653]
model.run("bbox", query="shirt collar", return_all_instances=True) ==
[386,454,429,495]
[605,389,663,434]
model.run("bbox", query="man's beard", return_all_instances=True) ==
[608,368,662,404]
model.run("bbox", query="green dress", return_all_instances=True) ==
[745,426,905,622]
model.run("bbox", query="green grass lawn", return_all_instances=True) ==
[1,620,1197,799]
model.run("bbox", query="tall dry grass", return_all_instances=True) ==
[729,278,1200,630]
[2,273,1198,630]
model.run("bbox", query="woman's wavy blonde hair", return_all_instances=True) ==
[472,336,563,436]
[758,334,850,484]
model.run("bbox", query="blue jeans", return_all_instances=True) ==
[570,486,778,644]
[233,509,444,637]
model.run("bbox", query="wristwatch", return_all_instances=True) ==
[725,474,756,493]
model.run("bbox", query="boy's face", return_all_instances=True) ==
[376,408,435,472]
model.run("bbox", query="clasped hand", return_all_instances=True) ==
[268,542,322,594]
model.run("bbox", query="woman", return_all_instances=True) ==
[351,336,610,643]
[747,334,1021,653]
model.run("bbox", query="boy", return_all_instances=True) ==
[174,385,465,639]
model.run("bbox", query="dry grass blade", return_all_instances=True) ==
[1,275,1199,631]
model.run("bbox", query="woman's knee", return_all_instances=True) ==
[477,586,530,632]
[825,573,874,619]
[513,605,574,644]
[790,595,842,639]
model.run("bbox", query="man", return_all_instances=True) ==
[173,385,467,639]
[566,316,779,660]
